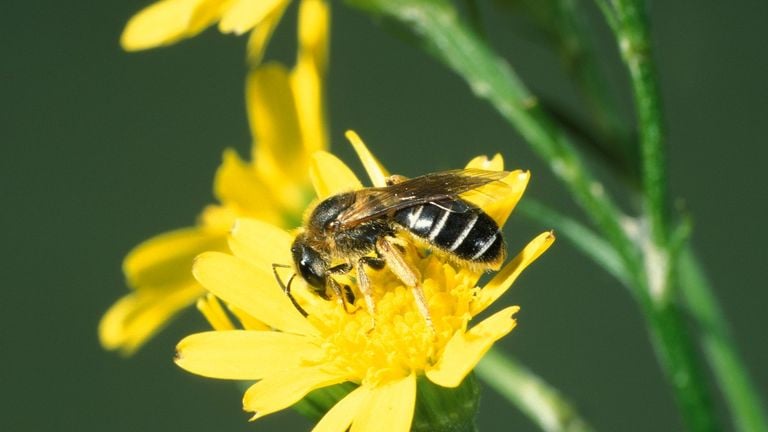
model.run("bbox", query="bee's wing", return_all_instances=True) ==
[336,169,509,228]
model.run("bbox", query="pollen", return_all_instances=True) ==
[299,247,482,387]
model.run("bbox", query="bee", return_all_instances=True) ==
[273,169,509,327]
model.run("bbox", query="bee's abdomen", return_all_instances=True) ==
[393,200,503,264]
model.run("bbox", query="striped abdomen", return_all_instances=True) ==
[393,199,504,265]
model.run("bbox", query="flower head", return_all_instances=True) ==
[175,132,554,430]
[99,0,329,355]
[120,0,328,62]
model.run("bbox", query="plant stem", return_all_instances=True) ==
[604,1,723,429]
[612,0,668,246]
[477,349,594,432]
[678,248,768,432]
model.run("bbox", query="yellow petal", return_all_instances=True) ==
[243,366,348,420]
[346,130,389,187]
[229,218,293,269]
[352,374,416,432]
[228,304,270,331]
[297,0,330,73]
[247,64,302,174]
[465,153,504,171]
[310,151,362,199]
[196,294,235,331]
[199,204,238,232]
[175,330,322,380]
[313,386,370,432]
[289,0,330,153]
[218,0,286,35]
[291,56,326,154]
[489,170,530,226]
[213,148,282,224]
[120,0,222,51]
[471,231,555,316]
[123,226,227,288]
[192,252,318,335]
[99,282,203,355]
[246,3,289,64]
[427,306,520,388]
[463,170,529,227]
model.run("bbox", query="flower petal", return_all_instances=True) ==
[291,51,327,158]
[175,330,322,380]
[120,0,221,51]
[289,0,329,152]
[310,151,362,199]
[291,60,326,155]
[243,366,348,420]
[229,218,294,270]
[351,374,417,432]
[471,231,555,316]
[313,386,370,432]
[246,2,289,63]
[228,304,270,331]
[297,0,330,73]
[196,294,235,331]
[213,149,282,224]
[248,64,302,172]
[123,227,227,288]
[218,0,286,35]
[465,154,504,171]
[463,169,529,227]
[426,306,520,388]
[346,130,389,187]
[192,252,318,335]
[99,282,202,354]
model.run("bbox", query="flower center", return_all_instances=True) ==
[297,249,481,386]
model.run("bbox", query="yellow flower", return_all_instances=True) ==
[175,132,555,430]
[121,0,329,63]
[99,0,329,355]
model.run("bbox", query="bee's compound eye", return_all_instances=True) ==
[292,243,326,290]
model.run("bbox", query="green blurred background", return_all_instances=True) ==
[3,0,766,430]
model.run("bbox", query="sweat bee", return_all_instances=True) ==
[273,169,509,327]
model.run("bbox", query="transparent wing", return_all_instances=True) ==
[336,169,509,229]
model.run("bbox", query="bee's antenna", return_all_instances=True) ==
[272,263,309,317]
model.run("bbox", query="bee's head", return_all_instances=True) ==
[291,234,327,295]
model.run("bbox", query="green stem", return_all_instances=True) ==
[476,349,594,432]
[678,249,768,432]
[612,0,668,246]
[603,1,720,429]
[641,291,717,431]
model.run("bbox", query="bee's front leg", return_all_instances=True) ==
[326,263,353,312]
[356,256,384,330]
[375,236,433,330]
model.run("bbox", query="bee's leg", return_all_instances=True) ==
[375,237,433,330]
[326,263,353,312]
[355,257,379,329]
